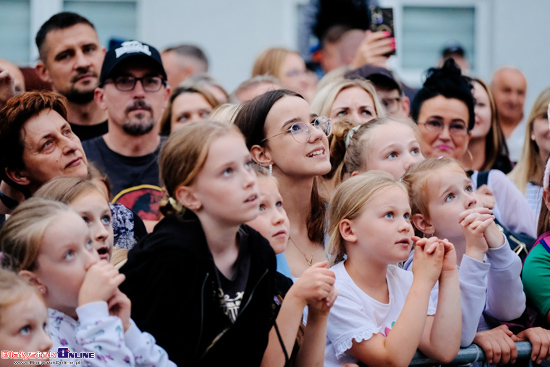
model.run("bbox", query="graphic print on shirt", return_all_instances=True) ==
[112,184,163,221]
[218,288,244,323]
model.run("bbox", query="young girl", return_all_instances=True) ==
[402,158,550,365]
[35,177,114,262]
[325,171,461,367]
[0,269,52,367]
[120,121,280,366]
[234,89,332,279]
[0,198,175,366]
[246,165,338,367]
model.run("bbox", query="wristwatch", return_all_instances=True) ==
[0,190,19,210]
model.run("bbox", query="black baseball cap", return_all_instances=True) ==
[99,40,167,86]
[344,64,402,94]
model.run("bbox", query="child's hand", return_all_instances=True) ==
[512,327,550,364]
[476,185,495,210]
[472,325,517,365]
[412,237,444,287]
[484,221,505,249]
[459,208,493,261]
[79,260,125,306]
[438,238,458,273]
[107,288,132,332]
[290,261,336,313]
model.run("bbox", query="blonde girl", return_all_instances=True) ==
[0,198,175,366]
[0,269,52,367]
[325,171,461,367]
[311,78,385,125]
[120,121,282,366]
[403,158,550,365]
[246,164,338,367]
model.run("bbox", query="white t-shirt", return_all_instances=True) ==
[324,262,437,367]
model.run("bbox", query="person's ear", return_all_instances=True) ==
[412,213,434,235]
[250,144,273,167]
[339,219,357,243]
[401,95,411,116]
[5,167,30,187]
[351,170,360,177]
[18,270,47,296]
[35,62,52,84]
[174,184,201,211]
[543,188,550,211]
[94,88,107,110]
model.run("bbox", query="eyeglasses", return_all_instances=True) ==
[261,116,332,144]
[418,120,468,137]
[381,97,401,114]
[104,75,165,92]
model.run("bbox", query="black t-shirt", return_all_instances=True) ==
[215,228,251,323]
[82,136,166,221]
[70,121,108,141]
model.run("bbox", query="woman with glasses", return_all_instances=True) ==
[311,78,385,125]
[234,89,332,279]
[508,87,550,218]
[411,59,535,238]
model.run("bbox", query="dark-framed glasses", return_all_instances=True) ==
[418,119,468,137]
[104,75,164,92]
[262,116,332,144]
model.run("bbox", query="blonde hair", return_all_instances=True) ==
[34,176,108,204]
[343,117,420,176]
[208,103,242,124]
[0,269,44,326]
[252,47,298,80]
[159,120,244,216]
[401,158,466,226]
[508,87,550,193]
[328,171,407,267]
[311,78,386,120]
[0,198,72,272]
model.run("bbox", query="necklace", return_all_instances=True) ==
[289,237,313,266]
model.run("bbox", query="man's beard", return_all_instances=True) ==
[63,87,95,105]
[123,115,155,136]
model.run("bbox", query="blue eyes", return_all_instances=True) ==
[19,326,31,335]
[384,212,411,220]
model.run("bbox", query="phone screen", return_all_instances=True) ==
[369,7,395,56]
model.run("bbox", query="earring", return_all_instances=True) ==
[531,134,536,140]
[269,164,273,176]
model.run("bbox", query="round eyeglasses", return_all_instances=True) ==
[418,119,468,137]
[104,75,165,92]
[261,116,332,144]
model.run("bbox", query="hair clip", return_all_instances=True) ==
[345,125,361,148]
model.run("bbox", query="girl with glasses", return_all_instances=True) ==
[235,89,331,279]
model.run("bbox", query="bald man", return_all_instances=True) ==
[0,59,25,108]
[491,67,527,162]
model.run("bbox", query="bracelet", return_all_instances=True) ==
[0,190,19,210]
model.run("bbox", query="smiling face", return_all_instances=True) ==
[16,109,88,192]
[37,24,104,104]
[349,186,413,264]
[170,92,213,131]
[33,211,99,318]
[363,121,424,179]
[70,190,114,262]
[263,96,331,178]
[0,292,52,364]
[188,132,260,227]
[246,176,290,254]
[330,86,377,125]
[423,166,477,242]
[417,95,471,159]
[471,81,493,140]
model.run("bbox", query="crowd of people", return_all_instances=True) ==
[1,6,550,367]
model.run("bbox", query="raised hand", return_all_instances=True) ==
[79,260,125,306]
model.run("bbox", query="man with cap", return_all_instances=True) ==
[35,12,107,141]
[83,40,170,225]
[345,64,411,118]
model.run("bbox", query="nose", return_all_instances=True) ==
[132,79,147,98]
[308,121,325,142]
[439,125,452,140]
[92,219,109,243]
[271,207,286,226]
[465,191,477,209]
[399,216,413,233]
[38,327,53,352]
[243,166,257,189]
[74,49,91,69]
[62,135,82,155]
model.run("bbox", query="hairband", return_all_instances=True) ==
[168,197,183,211]
[345,125,361,148]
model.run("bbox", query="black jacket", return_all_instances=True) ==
[120,211,278,366]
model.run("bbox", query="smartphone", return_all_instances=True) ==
[369,7,395,56]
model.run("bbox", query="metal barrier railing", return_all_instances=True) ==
[410,341,538,366]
